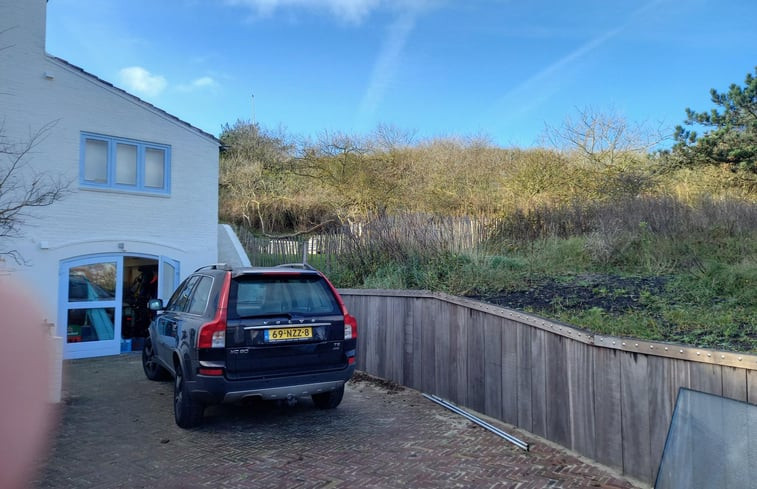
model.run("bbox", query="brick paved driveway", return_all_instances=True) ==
[34,354,642,488]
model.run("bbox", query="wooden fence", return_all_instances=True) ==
[231,215,496,269]
[339,289,757,486]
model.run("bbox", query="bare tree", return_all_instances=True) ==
[0,120,69,263]
[541,107,670,199]
[543,107,669,168]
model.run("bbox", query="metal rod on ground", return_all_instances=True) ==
[422,393,530,451]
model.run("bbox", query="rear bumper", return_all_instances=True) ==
[187,365,356,405]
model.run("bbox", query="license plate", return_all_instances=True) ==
[265,327,312,342]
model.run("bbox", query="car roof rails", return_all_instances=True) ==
[194,263,233,272]
[274,263,317,271]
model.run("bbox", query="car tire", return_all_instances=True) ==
[142,338,169,381]
[311,385,344,409]
[174,365,204,428]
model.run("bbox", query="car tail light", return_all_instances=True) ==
[322,273,358,340]
[198,324,225,349]
[344,313,357,340]
[198,272,231,349]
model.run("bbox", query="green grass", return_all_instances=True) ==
[547,308,666,340]
[515,254,756,352]
[550,302,756,352]
[326,231,757,353]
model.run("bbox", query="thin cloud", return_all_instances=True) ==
[118,66,167,97]
[356,1,436,125]
[225,0,381,24]
[357,11,416,122]
[499,25,623,112]
[177,76,219,92]
[495,0,666,118]
[225,0,438,24]
[192,76,217,88]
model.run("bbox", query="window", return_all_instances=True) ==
[167,275,199,313]
[188,276,213,315]
[80,132,171,194]
[229,275,340,318]
[65,262,118,343]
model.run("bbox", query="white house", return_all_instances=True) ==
[0,0,247,361]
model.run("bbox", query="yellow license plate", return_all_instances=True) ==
[265,327,312,341]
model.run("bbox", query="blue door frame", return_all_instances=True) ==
[59,253,180,359]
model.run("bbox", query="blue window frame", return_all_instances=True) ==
[79,132,171,195]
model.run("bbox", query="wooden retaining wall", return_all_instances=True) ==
[339,289,757,486]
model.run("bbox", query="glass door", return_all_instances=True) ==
[60,255,123,359]
[158,256,180,301]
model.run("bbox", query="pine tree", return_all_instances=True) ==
[673,67,757,174]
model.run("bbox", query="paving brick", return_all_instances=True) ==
[33,354,644,488]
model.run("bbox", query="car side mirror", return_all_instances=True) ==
[148,298,164,311]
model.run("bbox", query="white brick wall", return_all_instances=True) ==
[0,0,220,331]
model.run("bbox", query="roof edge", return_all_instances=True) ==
[46,54,221,145]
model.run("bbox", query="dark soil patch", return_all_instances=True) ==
[468,274,669,315]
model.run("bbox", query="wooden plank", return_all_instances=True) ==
[593,334,757,371]
[483,314,503,420]
[434,301,452,399]
[377,297,391,380]
[352,296,370,371]
[721,366,747,402]
[689,362,723,396]
[647,356,689,484]
[516,323,533,432]
[530,328,548,438]
[385,297,406,385]
[466,309,486,413]
[368,295,384,376]
[449,305,469,406]
[593,347,622,470]
[408,297,424,391]
[372,296,388,379]
[355,295,371,373]
[402,296,415,388]
[545,333,570,448]
[646,355,669,484]
[748,370,757,406]
[567,340,595,459]
[420,298,437,394]
[620,352,651,483]
[501,318,519,425]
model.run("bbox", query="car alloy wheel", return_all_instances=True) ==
[174,365,204,428]
[142,338,167,381]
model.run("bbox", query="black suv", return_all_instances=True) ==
[141,263,357,428]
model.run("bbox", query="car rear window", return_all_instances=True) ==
[228,274,341,318]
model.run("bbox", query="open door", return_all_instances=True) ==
[158,256,180,301]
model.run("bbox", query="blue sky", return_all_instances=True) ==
[46,0,757,147]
